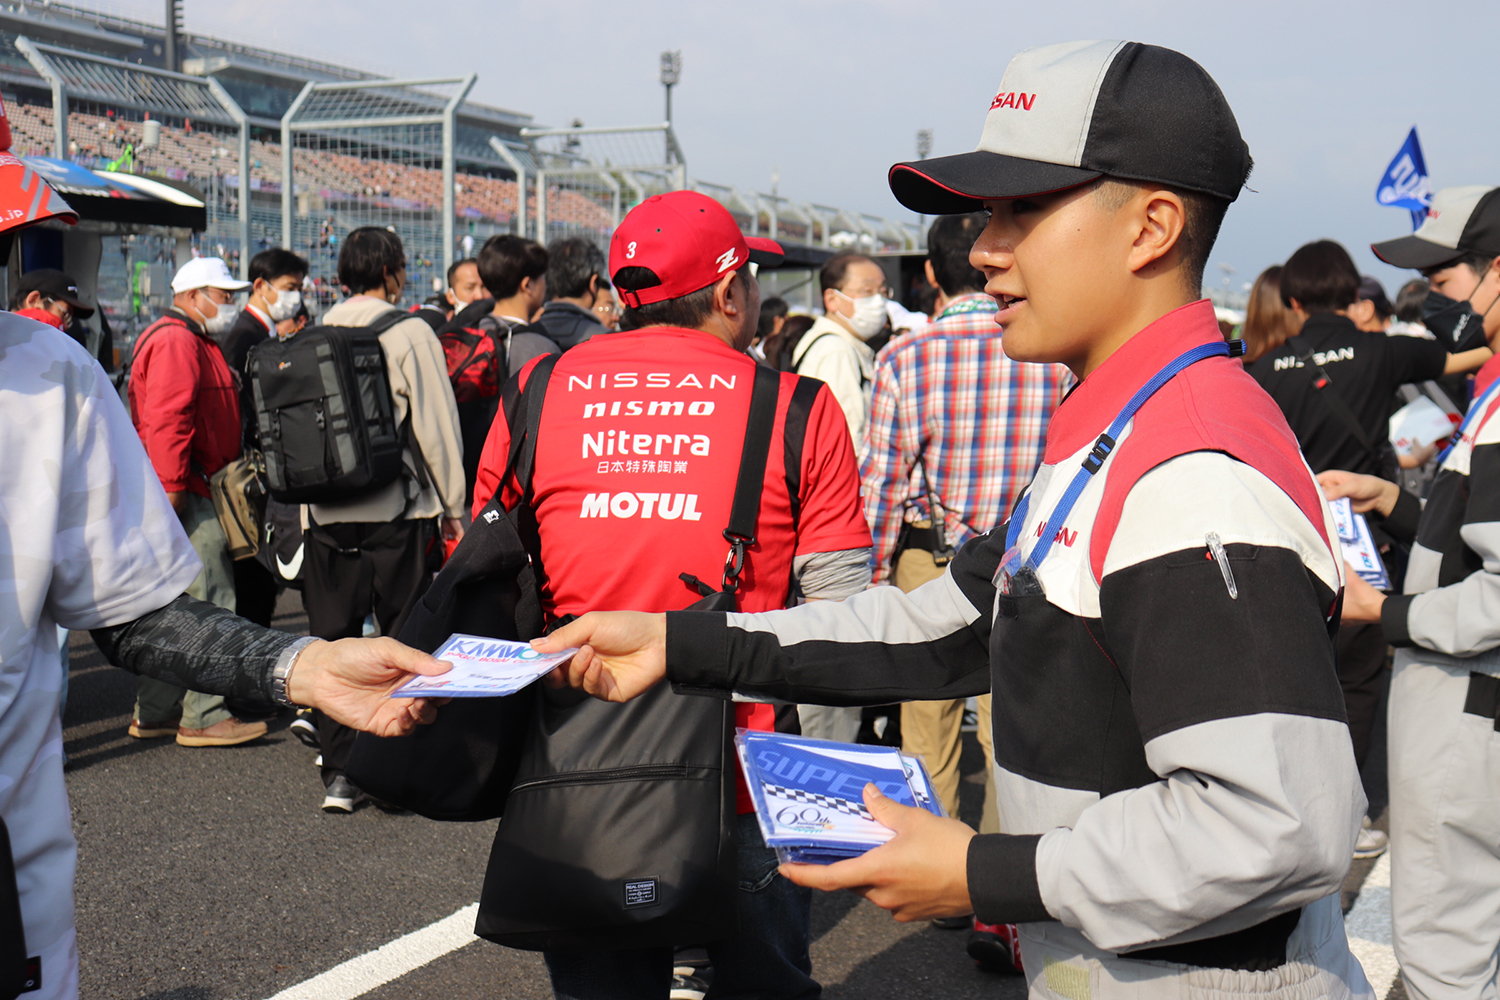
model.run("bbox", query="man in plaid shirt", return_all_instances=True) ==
[860,212,1070,953]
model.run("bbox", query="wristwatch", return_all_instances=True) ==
[272,637,319,707]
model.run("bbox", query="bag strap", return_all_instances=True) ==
[1293,344,1385,466]
[498,353,561,506]
[780,375,823,531]
[719,364,781,592]
[791,331,839,373]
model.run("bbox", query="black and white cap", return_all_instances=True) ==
[1371,186,1500,271]
[888,39,1253,214]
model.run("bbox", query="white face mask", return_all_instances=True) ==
[836,290,887,341]
[267,287,302,322]
[200,296,239,335]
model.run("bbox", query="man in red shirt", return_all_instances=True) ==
[472,190,872,999]
[127,256,267,748]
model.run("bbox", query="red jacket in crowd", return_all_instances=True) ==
[128,309,241,499]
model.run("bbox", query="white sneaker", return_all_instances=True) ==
[1354,816,1388,859]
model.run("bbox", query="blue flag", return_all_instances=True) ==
[1376,127,1432,231]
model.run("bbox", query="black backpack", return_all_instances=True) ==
[348,361,810,952]
[247,310,409,504]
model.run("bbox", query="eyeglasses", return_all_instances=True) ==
[43,298,72,325]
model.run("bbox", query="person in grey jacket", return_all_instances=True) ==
[301,226,468,813]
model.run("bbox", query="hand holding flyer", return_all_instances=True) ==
[737,730,946,865]
[390,633,579,698]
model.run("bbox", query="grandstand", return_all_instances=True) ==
[0,1,920,340]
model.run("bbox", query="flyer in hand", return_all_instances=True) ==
[1330,497,1392,591]
[390,634,578,698]
[736,730,944,865]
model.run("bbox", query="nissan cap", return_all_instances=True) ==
[888,39,1253,214]
[609,190,783,309]
[16,269,94,318]
[1371,186,1500,271]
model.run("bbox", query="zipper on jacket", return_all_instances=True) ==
[509,763,699,794]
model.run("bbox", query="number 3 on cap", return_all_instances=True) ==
[626,241,637,259]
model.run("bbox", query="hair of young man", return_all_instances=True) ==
[446,256,477,287]
[477,235,548,301]
[926,212,988,296]
[545,237,607,300]
[819,253,877,295]
[1450,251,1500,281]
[756,296,789,341]
[249,248,309,286]
[1279,239,1360,313]
[1090,179,1229,297]
[1395,278,1429,323]
[1241,265,1296,363]
[338,227,405,293]
[762,313,817,371]
[615,266,742,331]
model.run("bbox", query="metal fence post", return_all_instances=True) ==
[15,38,67,159]
[488,136,527,239]
[535,170,546,245]
[441,74,477,276]
[281,81,314,254]
[205,76,250,278]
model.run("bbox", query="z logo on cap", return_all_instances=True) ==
[716,248,740,274]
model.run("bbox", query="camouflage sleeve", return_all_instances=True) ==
[89,594,312,706]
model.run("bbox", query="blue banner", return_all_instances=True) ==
[1376,127,1432,231]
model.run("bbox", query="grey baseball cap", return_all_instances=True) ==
[888,39,1253,214]
[1372,186,1500,271]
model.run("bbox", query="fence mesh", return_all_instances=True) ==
[526,126,684,249]
[284,79,470,308]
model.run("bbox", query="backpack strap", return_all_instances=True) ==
[791,331,839,373]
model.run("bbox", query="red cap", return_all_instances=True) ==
[0,98,76,232]
[609,190,782,309]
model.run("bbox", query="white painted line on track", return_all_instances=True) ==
[1345,852,1399,997]
[264,903,480,1000]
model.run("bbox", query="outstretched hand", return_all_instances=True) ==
[531,611,669,702]
[780,784,977,922]
[287,637,452,737]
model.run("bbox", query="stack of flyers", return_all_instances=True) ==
[1329,497,1392,591]
[390,633,578,698]
[736,729,945,865]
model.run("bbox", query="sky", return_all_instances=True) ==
[113,0,1500,296]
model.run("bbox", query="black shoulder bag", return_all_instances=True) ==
[475,363,784,952]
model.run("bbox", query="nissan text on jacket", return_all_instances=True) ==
[127,307,241,498]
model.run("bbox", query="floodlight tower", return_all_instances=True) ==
[660,51,682,125]
[916,130,933,232]
[164,0,182,72]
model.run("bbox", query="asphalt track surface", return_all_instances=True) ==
[62,591,1401,999]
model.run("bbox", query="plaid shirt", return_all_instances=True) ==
[860,292,1071,583]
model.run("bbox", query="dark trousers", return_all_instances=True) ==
[232,555,280,628]
[543,813,818,1000]
[1337,621,1388,769]
[302,517,431,787]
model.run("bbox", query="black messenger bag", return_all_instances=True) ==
[348,361,784,952]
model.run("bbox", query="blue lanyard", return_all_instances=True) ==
[1436,377,1500,465]
[1004,341,1235,572]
